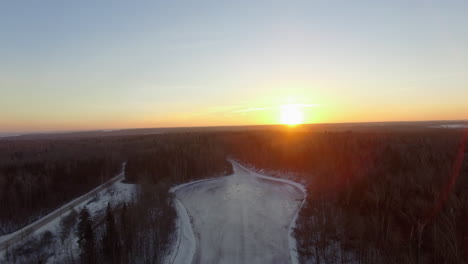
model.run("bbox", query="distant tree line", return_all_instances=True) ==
[125,133,232,184]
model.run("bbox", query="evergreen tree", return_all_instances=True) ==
[120,202,131,261]
[77,207,95,264]
[102,202,120,262]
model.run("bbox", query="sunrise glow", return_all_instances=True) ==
[280,104,304,126]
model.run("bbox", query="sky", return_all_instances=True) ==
[1,0,468,133]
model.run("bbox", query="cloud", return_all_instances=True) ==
[175,102,322,120]
[232,107,273,113]
[280,103,321,108]
[234,103,321,113]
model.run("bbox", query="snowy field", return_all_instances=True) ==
[171,161,305,264]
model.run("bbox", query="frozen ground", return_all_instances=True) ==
[171,161,305,264]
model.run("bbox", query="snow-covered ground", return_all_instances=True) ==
[0,133,20,139]
[170,161,305,264]
[48,179,136,263]
[429,124,468,129]
[0,164,136,263]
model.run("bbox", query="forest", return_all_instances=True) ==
[224,129,468,264]
[1,128,468,263]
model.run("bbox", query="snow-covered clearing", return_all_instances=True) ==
[0,163,136,263]
[169,161,306,264]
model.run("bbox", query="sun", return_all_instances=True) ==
[280,104,304,125]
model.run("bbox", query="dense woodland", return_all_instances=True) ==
[2,129,468,263]
[125,133,232,184]
[225,129,468,264]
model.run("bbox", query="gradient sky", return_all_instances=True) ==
[1,0,468,133]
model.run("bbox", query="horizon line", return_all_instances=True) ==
[1,119,467,137]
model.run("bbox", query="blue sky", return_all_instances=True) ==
[1,0,467,132]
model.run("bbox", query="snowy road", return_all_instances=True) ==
[173,161,305,264]
[0,163,128,253]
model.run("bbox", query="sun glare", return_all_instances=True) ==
[280,104,304,125]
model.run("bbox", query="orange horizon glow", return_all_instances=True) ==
[1,100,467,134]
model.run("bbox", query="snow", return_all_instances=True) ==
[167,199,197,264]
[167,175,231,264]
[2,159,307,263]
[169,160,306,264]
[0,133,20,139]
[430,124,468,129]
[0,164,127,243]
[0,163,137,263]
[48,178,136,263]
[231,161,307,264]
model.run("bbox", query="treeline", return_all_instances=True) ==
[125,133,232,184]
[0,138,124,235]
[224,130,468,263]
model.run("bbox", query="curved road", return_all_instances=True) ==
[174,162,304,264]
